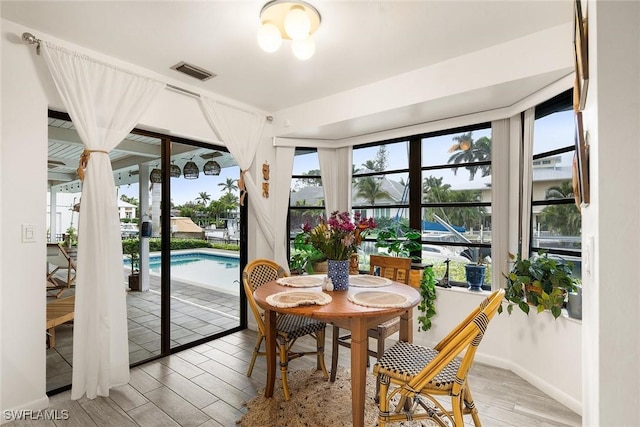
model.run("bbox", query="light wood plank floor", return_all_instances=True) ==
[12,328,581,426]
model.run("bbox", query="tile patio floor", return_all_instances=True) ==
[46,271,242,392]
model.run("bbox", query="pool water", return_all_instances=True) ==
[131,251,240,295]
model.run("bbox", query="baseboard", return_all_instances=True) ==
[436,347,582,416]
[509,363,582,416]
[1,395,49,425]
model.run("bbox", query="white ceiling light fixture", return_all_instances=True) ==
[257,0,321,60]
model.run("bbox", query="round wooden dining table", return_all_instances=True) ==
[254,278,421,427]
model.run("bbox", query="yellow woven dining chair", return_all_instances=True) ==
[242,258,329,401]
[373,289,505,427]
[330,255,412,397]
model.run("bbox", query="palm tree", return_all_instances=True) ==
[422,175,485,229]
[447,132,492,180]
[540,181,581,236]
[219,192,239,217]
[356,177,390,206]
[195,191,211,205]
[207,200,226,224]
[360,160,377,172]
[218,177,238,195]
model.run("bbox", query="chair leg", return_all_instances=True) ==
[279,340,291,401]
[246,332,264,377]
[377,374,390,427]
[463,387,482,426]
[316,328,329,378]
[374,330,386,402]
[451,391,465,426]
[330,325,340,382]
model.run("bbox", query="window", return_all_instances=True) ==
[289,148,324,246]
[531,90,581,279]
[420,124,492,288]
[285,91,578,288]
[352,141,410,269]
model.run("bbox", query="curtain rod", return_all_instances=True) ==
[22,31,274,122]
[22,32,41,54]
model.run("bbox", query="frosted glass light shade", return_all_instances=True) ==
[284,6,311,40]
[292,36,315,60]
[257,22,282,53]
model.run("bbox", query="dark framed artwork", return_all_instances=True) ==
[574,0,589,111]
[573,111,590,208]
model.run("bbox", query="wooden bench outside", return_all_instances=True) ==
[46,295,75,348]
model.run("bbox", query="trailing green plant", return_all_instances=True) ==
[374,223,422,261]
[499,251,578,319]
[417,265,437,331]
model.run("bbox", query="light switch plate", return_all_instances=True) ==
[22,224,36,243]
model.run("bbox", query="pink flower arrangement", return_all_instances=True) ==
[302,211,376,261]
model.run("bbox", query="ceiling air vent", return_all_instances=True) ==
[170,61,216,82]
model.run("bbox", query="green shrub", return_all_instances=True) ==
[122,238,239,255]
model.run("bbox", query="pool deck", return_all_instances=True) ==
[46,260,241,392]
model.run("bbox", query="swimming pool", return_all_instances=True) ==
[128,251,240,295]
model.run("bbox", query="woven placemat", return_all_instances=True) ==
[276,275,325,288]
[349,275,392,288]
[348,291,411,308]
[266,291,332,308]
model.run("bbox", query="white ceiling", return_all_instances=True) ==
[3,0,574,188]
[2,0,573,116]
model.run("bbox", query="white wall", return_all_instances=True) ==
[1,20,50,415]
[412,288,582,414]
[581,1,640,425]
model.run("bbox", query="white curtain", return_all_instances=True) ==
[198,98,273,247]
[318,146,353,214]
[273,146,295,271]
[42,42,165,399]
[521,108,536,259]
[490,118,510,288]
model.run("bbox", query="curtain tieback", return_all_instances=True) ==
[238,169,247,206]
[77,149,109,181]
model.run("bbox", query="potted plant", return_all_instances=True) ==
[375,223,424,285]
[567,279,582,320]
[299,211,376,290]
[499,251,578,319]
[460,247,490,291]
[290,232,327,275]
[374,223,422,260]
[122,238,141,291]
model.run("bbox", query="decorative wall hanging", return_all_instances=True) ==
[573,111,590,209]
[262,162,270,198]
[573,0,589,111]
